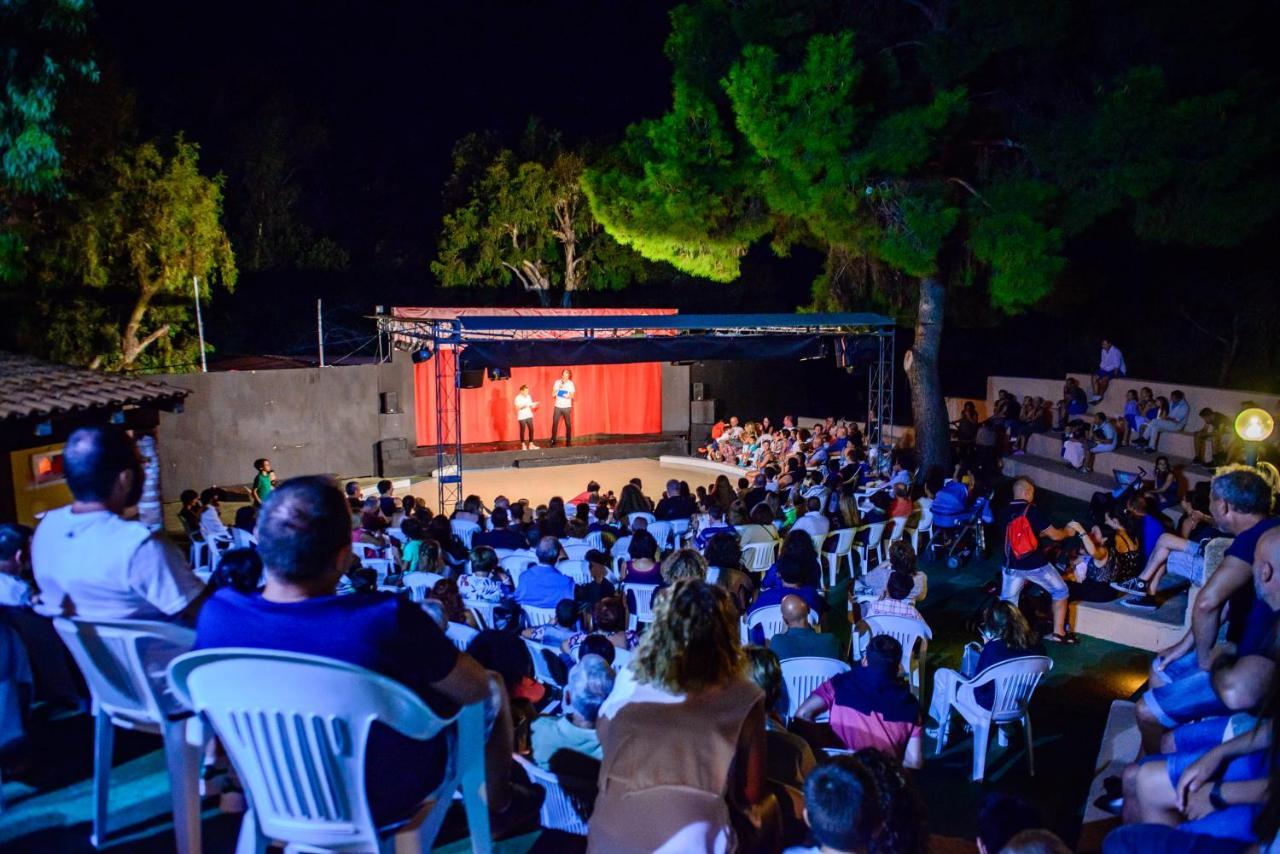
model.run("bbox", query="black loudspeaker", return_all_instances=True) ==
[692,382,707,401]
[460,369,485,389]
[690,399,717,423]
[380,391,399,414]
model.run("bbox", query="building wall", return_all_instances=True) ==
[154,354,415,500]
[661,362,691,434]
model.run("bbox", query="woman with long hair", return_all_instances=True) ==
[712,475,736,512]
[616,483,650,525]
[926,600,1044,728]
[588,580,770,853]
[542,496,569,539]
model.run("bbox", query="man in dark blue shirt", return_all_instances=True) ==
[195,476,515,828]
[473,507,528,551]
[998,477,1077,642]
[654,479,697,521]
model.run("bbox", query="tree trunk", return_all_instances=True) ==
[120,284,168,368]
[904,277,949,478]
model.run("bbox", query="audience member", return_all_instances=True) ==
[785,756,881,854]
[589,579,769,852]
[0,524,35,607]
[199,487,230,542]
[457,546,513,602]
[744,644,817,843]
[177,489,202,533]
[695,502,736,550]
[473,507,528,551]
[515,537,576,608]
[998,477,1077,643]
[795,635,924,768]
[857,541,927,603]
[562,596,637,655]
[1137,390,1190,453]
[376,479,397,517]
[793,496,831,541]
[523,599,579,646]
[1194,408,1233,468]
[530,654,615,770]
[344,480,363,513]
[193,476,528,828]
[654,479,697,521]
[1092,338,1127,403]
[618,530,662,585]
[976,794,1045,854]
[1000,828,1072,853]
[768,595,842,660]
[856,748,927,854]
[32,426,206,622]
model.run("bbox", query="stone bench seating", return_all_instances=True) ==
[1021,432,1210,488]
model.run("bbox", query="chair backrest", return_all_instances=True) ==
[747,604,817,643]
[647,521,673,552]
[705,565,721,584]
[622,583,659,625]
[562,542,592,562]
[584,531,606,551]
[167,649,454,851]
[462,598,497,630]
[828,528,856,553]
[914,499,934,529]
[451,521,481,549]
[385,527,408,545]
[402,571,446,602]
[864,614,931,673]
[501,554,537,585]
[357,543,392,562]
[557,560,592,585]
[808,532,828,554]
[445,621,479,652]
[779,657,851,721]
[668,518,691,542]
[229,528,258,550]
[522,604,557,627]
[862,521,888,548]
[626,512,656,528]
[741,541,778,572]
[887,516,909,542]
[610,536,632,559]
[512,754,591,836]
[610,645,634,670]
[53,617,194,728]
[961,656,1054,722]
[523,639,562,685]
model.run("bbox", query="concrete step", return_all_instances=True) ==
[1022,433,1211,487]
[1078,700,1139,852]
[1071,576,1190,653]
[999,453,1118,503]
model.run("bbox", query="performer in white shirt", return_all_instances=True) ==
[514,384,540,450]
[551,369,576,447]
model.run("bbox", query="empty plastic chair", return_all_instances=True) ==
[622,583,659,631]
[823,529,856,588]
[852,522,887,574]
[780,657,851,722]
[932,655,1053,781]
[167,648,492,853]
[905,499,933,553]
[53,618,201,853]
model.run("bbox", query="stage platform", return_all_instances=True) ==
[411,432,688,475]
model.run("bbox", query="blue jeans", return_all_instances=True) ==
[1103,824,1246,854]
[1001,564,1069,602]
[1145,650,1229,728]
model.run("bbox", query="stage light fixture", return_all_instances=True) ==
[1235,408,1274,443]
[412,345,434,363]
[487,366,511,381]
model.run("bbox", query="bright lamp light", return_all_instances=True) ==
[1235,408,1275,442]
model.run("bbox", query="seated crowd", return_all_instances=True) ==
[7,417,1280,852]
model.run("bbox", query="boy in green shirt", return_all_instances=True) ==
[251,458,276,505]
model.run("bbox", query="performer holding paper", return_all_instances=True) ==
[550,369,575,447]
[514,384,539,450]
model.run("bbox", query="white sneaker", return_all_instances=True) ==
[528,443,539,450]
[520,443,527,450]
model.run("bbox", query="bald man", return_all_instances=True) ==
[768,594,842,660]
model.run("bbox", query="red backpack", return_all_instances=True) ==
[1006,505,1039,560]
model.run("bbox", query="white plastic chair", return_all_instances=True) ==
[906,502,933,554]
[167,648,492,854]
[853,522,887,574]
[521,604,557,627]
[403,571,446,602]
[808,531,829,556]
[668,518,691,546]
[779,657,850,722]
[611,645,634,670]
[52,618,201,853]
[452,521,481,549]
[512,754,592,835]
[623,583,659,631]
[885,516,909,553]
[647,521,674,552]
[933,655,1053,781]
[523,639,563,687]
[584,531,607,551]
[743,603,817,645]
[557,560,592,585]
[500,554,537,586]
[626,512,656,529]
[463,598,497,630]
[385,527,408,546]
[610,535,632,560]
[229,528,258,550]
[865,613,932,696]
[823,529,856,588]
[562,542,592,562]
[741,541,778,574]
[446,622,480,652]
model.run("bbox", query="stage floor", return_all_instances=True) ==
[405,456,721,509]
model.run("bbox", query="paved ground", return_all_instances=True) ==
[0,486,1148,852]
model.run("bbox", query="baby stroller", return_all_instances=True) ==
[928,481,994,569]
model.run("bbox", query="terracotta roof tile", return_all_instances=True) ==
[0,352,188,421]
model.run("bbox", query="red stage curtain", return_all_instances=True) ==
[414,353,663,446]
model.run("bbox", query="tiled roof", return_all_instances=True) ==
[0,353,189,421]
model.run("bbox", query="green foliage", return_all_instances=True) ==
[0,0,97,282]
[433,128,662,299]
[44,137,236,369]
